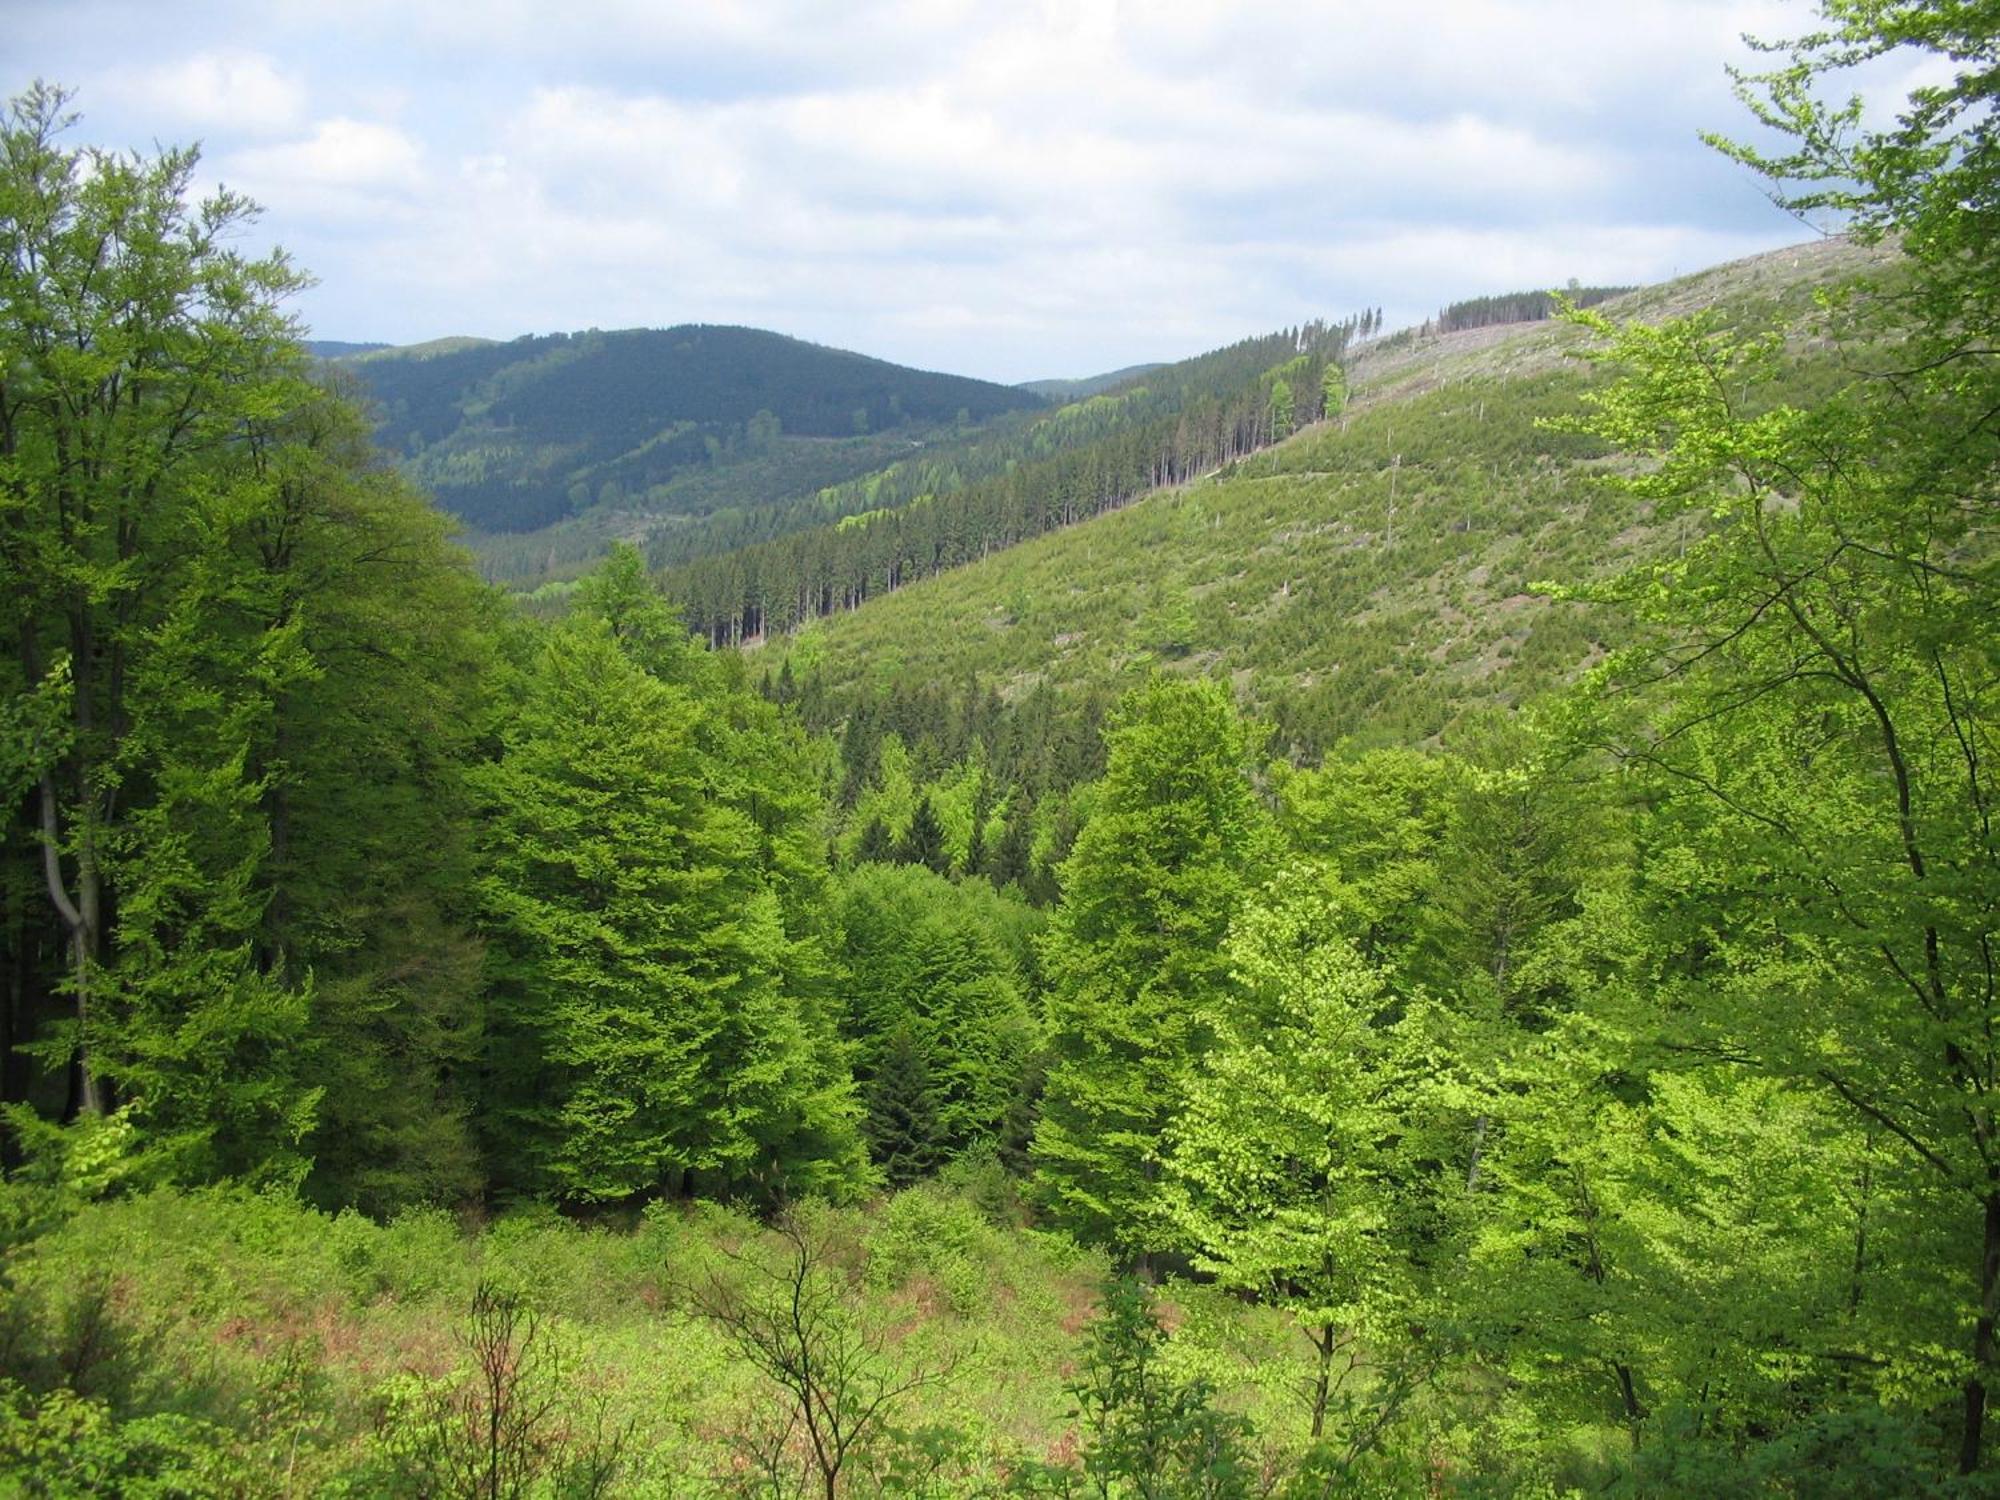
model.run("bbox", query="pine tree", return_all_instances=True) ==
[985,801,1034,890]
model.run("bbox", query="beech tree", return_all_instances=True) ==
[0,83,315,1125]
[1554,4,2000,1465]
[1165,872,1451,1448]
[0,85,500,1187]
[475,611,868,1204]
[1030,677,1268,1260]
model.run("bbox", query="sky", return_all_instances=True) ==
[0,0,1917,384]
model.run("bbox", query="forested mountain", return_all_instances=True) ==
[301,338,388,359]
[764,236,1887,762]
[664,317,1374,643]
[1423,282,1634,335]
[1016,363,1165,400]
[329,324,1046,538]
[4,1,1999,1492]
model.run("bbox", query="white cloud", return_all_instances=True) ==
[106,50,306,135]
[228,118,425,199]
[25,0,1830,377]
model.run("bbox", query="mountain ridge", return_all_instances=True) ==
[331,322,1047,540]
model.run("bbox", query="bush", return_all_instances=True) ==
[868,1185,996,1316]
[0,1381,249,1498]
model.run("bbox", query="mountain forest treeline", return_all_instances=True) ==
[1,1,1997,1491]
[662,321,1365,646]
[1424,284,1636,336]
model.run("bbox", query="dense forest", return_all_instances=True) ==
[331,326,1046,537]
[1422,285,1634,337]
[1,0,1997,1493]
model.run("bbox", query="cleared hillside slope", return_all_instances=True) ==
[769,237,1892,757]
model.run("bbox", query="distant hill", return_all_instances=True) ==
[1017,363,1165,401]
[303,339,389,359]
[662,317,1377,642]
[337,325,1047,536]
[348,336,497,362]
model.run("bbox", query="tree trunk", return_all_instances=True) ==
[1615,1362,1645,1450]
[38,774,101,1115]
[1310,1323,1335,1439]
[1960,1187,2000,1474]
[1465,1114,1490,1192]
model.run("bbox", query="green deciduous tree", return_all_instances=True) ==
[475,588,867,1204]
[1549,5,2000,1466]
[1031,678,1269,1261]
[1012,1279,1255,1500]
[1165,871,1452,1449]
[1,86,498,1191]
[0,82,316,1140]
[1268,378,1295,441]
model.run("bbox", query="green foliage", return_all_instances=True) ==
[0,85,497,1198]
[665,322,1363,644]
[1021,1279,1257,1499]
[475,599,868,1205]
[366,1281,628,1498]
[5,20,2000,1493]
[0,1380,250,1499]
[1165,873,1453,1449]
[1032,679,1270,1258]
[832,863,1037,1178]
[1550,216,1997,1470]
[865,1027,950,1189]
[1430,283,1634,334]
[347,323,1042,537]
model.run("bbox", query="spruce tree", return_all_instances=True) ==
[865,1026,946,1187]
[985,801,1034,890]
[856,815,894,865]
[895,794,950,875]
[833,862,1035,1168]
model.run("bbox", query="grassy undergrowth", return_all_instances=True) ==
[0,1166,1402,1496]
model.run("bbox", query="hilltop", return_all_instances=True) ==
[326,324,1047,555]
[1017,362,1166,401]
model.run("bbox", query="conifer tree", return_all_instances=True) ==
[895,794,949,875]
[865,1026,947,1187]
[856,816,894,865]
[832,862,1034,1172]
[985,801,1035,890]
